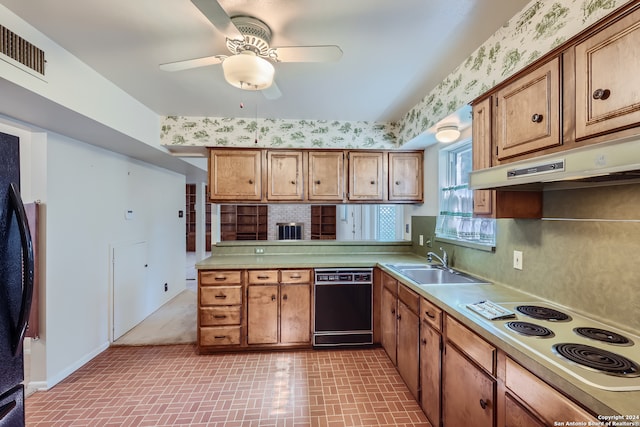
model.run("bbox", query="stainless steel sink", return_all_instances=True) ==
[386,264,490,286]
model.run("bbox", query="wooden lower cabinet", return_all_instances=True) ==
[247,269,312,348]
[380,274,398,365]
[500,355,598,426]
[443,342,496,427]
[247,284,279,344]
[420,297,442,427]
[396,286,420,401]
[198,270,244,351]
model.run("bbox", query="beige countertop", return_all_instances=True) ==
[196,251,640,417]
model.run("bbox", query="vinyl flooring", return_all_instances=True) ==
[25,345,431,426]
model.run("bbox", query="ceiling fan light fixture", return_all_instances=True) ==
[435,125,461,143]
[222,50,274,90]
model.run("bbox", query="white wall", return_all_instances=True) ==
[27,130,186,389]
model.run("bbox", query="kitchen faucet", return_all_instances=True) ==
[427,247,450,270]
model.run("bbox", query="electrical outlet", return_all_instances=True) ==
[513,250,523,270]
[255,248,265,254]
[164,283,168,292]
[419,235,424,246]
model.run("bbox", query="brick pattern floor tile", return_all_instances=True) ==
[26,345,431,426]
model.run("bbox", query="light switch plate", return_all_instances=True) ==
[513,250,523,270]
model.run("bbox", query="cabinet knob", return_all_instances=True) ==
[592,88,610,100]
[531,113,543,123]
[283,294,288,301]
[271,295,276,301]
[397,314,402,320]
[391,309,396,315]
[479,399,488,410]
[421,338,427,345]
[290,180,296,185]
[315,180,321,185]
[370,180,376,185]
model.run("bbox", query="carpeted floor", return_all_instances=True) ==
[114,284,197,346]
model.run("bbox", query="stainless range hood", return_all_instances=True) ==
[469,135,640,190]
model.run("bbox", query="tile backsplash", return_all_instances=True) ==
[412,183,640,333]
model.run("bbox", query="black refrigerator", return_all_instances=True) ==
[0,132,35,427]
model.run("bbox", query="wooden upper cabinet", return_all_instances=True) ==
[575,7,640,140]
[388,152,423,202]
[308,151,345,201]
[472,97,494,216]
[267,151,303,201]
[495,57,562,161]
[348,151,384,201]
[209,149,262,201]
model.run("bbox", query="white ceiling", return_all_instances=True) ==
[1,0,530,124]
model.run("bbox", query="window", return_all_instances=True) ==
[435,139,495,246]
[377,205,402,241]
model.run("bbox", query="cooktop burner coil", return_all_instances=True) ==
[574,327,633,346]
[506,321,554,338]
[552,343,640,377]
[516,305,571,322]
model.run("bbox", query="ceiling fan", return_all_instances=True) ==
[160,0,343,99]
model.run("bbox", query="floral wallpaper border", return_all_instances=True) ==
[161,0,628,151]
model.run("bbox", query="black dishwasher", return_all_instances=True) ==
[313,268,373,347]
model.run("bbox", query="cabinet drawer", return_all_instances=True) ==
[200,270,242,285]
[420,298,442,332]
[281,269,311,283]
[398,284,419,314]
[199,326,241,346]
[445,315,495,375]
[505,357,597,424]
[200,306,241,326]
[248,270,279,284]
[200,285,242,306]
[382,272,398,295]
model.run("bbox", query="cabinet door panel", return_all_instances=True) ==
[267,151,303,200]
[505,394,546,427]
[280,284,311,344]
[348,151,384,200]
[420,323,441,427]
[443,343,495,427]
[388,152,423,201]
[380,286,397,365]
[472,97,495,216]
[247,285,278,344]
[209,150,262,200]
[575,9,640,139]
[308,151,344,201]
[397,301,419,400]
[495,58,561,160]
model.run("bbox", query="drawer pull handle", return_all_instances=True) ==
[592,88,610,100]
[531,113,543,123]
[290,274,301,279]
[213,315,227,319]
[214,277,227,281]
[257,275,270,279]
[425,310,436,319]
[214,335,227,339]
[479,399,488,410]
[215,294,227,299]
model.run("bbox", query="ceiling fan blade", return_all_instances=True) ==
[159,55,225,72]
[272,45,343,63]
[190,0,243,40]
[262,81,282,100]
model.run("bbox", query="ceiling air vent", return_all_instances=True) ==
[1,24,45,75]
